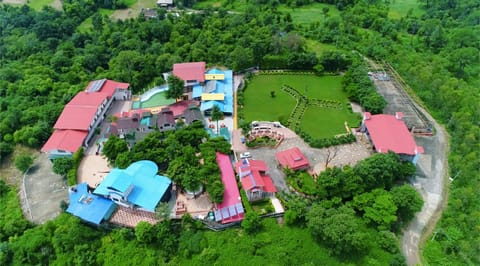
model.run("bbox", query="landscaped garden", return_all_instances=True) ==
[286,170,318,196]
[242,74,360,139]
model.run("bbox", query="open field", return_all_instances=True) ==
[388,0,424,19]
[193,0,247,11]
[278,3,340,25]
[244,74,359,139]
[306,39,337,56]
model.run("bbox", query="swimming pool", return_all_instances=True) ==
[132,85,175,109]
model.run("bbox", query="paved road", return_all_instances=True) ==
[402,108,448,266]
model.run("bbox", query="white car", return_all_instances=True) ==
[240,152,252,159]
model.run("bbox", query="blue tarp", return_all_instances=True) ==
[94,160,172,212]
[66,183,116,225]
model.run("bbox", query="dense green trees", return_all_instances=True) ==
[52,157,74,177]
[166,75,185,100]
[0,0,477,264]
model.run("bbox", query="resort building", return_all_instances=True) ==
[275,147,310,171]
[235,159,277,201]
[41,79,130,159]
[214,152,245,224]
[166,62,234,115]
[361,112,424,164]
[94,160,172,213]
[66,183,117,225]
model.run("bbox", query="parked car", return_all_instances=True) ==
[240,152,252,159]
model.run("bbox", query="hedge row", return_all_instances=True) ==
[295,128,356,148]
[67,147,84,186]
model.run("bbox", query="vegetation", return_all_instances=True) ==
[0,0,478,264]
[14,154,34,173]
[242,74,360,139]
[166,75,185,101]
[52,157,73,177]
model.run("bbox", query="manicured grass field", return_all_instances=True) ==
[244,74,360,138]
[278,3,340,25]
[388,0,424,19]
[302,106,360,138]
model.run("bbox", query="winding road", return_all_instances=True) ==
[365,58,449,266]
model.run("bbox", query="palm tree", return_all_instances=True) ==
[211,105,223,134]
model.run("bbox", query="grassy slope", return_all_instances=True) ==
[28,0,55,10]
[388,0,424,19]
[278,3,340,25]
[244,75,359,138]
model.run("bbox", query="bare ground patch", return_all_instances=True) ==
[22,153,68,224]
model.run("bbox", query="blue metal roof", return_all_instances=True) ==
[192,84,203,98]
[66,183,116,225]
[110,174,133,194]
[201,69,233,113]
[93,161,171,212]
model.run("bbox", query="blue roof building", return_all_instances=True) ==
[66,183,117,225]
[191,68,233,115]
[94,160,172,212]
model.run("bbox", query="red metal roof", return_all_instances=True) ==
[166,100,198,117]
[54,105,98,130]
[41,130,87,153]
[364,113,423,155]
[68,91,108,107]
[216,152,244,223]
[235,159,277,193]
[173,62,206,82]
[275,147,310,170]
[85,79,130,97]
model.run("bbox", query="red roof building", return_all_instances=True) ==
[41,130,88,153]
[362,112,424,162]
[85,79,130,98]
[235,159,277,201]
[173,62,206,82]
[275,147,310,171]
[214,152,244,224]
[42,79,130,158]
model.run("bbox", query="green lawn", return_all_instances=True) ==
[278,3,340,25]
[302,106,360,138]
[244,74,359,138]
[243,76,297,122]
[28,0,55,11]
[295,171,318,195]
[388,0,424,19]
[77,9,115,32]
[193,0,248,11]
[306,39,337,56]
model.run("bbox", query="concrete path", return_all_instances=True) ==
[402,109,448,266]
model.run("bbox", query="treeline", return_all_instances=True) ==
[342,59,387,114]
[282,152,422,263]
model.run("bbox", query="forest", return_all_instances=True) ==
[0,0,478,265]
